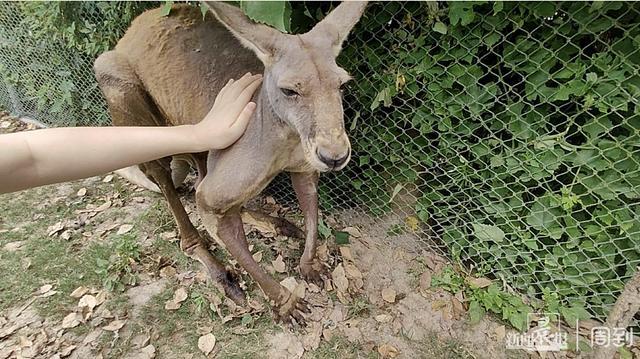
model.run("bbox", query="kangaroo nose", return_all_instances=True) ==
[316,148,350,169]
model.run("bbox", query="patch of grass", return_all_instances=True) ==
[136,284,274,358]
[95,233,141,292]
[415,333,480,359]
[150,234,193,270]
[346,295,372,318]
[311,336,373,359]
[137,199,174,235]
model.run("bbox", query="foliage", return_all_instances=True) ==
[240,1,292,33]
[0,2,155,125]
[322,1,640,322]
[95,234,141,292]
[0,0,638,327]
[433,266,593,332]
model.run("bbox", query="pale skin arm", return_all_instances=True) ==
[0,73,262,194]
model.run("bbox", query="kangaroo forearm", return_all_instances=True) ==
[0,125,202,194]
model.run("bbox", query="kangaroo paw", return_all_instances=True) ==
[272,289,311,327]
[190,244,246,305]
[300,260,327,287]
[218,270,246,306]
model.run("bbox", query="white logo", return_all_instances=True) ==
[505,313,567,352]
[505,313,636,352]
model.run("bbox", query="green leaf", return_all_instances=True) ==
[160,1,173,17]
[619,347,634,359]
[560,304,591,326]
[527,196,563,232]
[433,21,447,35]
[199,3,208,20]
[472,223,505,242]
[493,2,504,15]
[533,2,555,17]
[240,1,291,33]
[468,300,485,324]
[449,2,475,26]
[318,218,331,240]
[371,86,393,110]
[389,183,404,203]
[508,310,529,332]
[484,33,501,47]
[334,231,350,245]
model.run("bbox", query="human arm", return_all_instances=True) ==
[0,73,262,194]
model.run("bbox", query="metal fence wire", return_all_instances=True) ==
[1,1,639,327]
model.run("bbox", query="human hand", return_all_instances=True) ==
[194,72,263,150]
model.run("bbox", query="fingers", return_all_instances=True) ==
[236,76,263,106]
[225,73,262,99]
[229,102,256,133]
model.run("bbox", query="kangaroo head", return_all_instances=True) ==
[206,1,367,172]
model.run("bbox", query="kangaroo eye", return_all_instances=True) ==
[280,88,299,97]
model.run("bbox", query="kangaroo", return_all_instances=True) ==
[94,1,366,323]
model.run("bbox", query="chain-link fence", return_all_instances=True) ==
[1,1,639,329]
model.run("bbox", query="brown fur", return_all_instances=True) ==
[94,1,366,323]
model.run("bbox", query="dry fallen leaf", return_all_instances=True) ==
[159,266,177,279]
[47,222,65,237]
[174,287,188,302]
[378,344,399,358]
[132,333,151,349]
[59,345,76,357]
[60,230,72,240]
[61,313,82,329]
[344,263,362,280]
[70,286,89,298]
[197,333,216,355]
[94,290,107,306]
[138,345,156,359]
[116,224,134,235]
[241,211,277,236]
[339,247,354,262]
[103,319,126,331]
[93,200,112,212]
[316,244,329,262]
[78,294,98,319]
[38,284,53,294]
[451,297,465,319]
[4,241,24,252]
[76,188,87,197]
[419,271,432,291]
[467,276,492,289]
[375,314,393,323]
[280,277,298,293]
[272,255,286,273]
[252,251,263,263]
[342,226,362,238]
[165,287,188,310]
[331,264,349,293]
[381,288,397,303]
[103,175,114,183]
[19,335,32,348]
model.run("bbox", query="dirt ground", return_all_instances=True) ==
[0,113,546,358]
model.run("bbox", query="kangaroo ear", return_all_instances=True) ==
[204,1,283,64]
[307,1,368,57]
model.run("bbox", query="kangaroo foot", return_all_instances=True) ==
[217,269,246,306]
[300,259,327,286]
[191,245,246,305]
[272,287,311,326]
